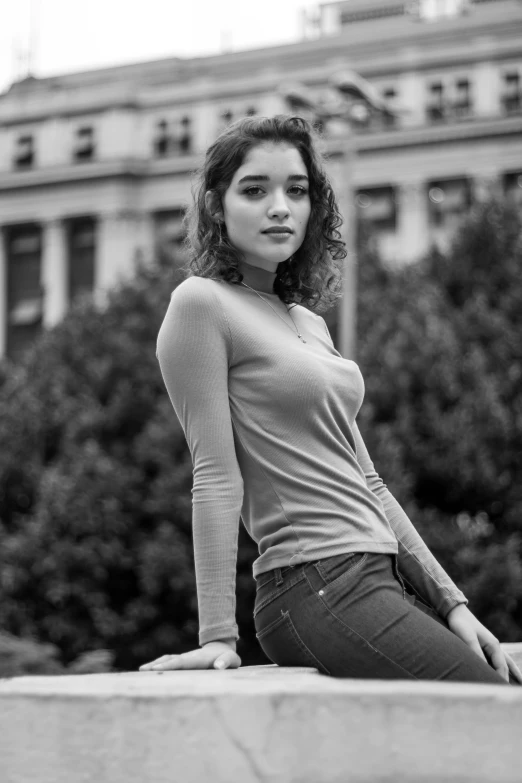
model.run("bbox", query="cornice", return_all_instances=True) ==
[0,158,151,192]
[1,34,521,124]
[1,12,521,124]
[0,113,520,193]
[0,100,141,128]
[349,113,522,153]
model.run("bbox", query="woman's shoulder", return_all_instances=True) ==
[171,275,221,295]
[169,276,227,305]
[159,278,229,350]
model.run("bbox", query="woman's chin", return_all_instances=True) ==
[264,248,295,265]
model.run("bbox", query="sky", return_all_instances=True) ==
[0,0,322,94]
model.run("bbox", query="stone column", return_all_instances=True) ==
[0,226,7,359]
[395,181,431,265]
[327,132,357,360]
[134,211,156,268]
[95,211,142,309]
[41,219,68,329]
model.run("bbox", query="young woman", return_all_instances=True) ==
[140,115,521,684]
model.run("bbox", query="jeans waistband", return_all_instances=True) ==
[255,562,301,589]
[256,552,404,595]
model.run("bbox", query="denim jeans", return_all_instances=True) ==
[254,551,517,684]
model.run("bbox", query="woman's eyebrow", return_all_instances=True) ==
[237,174,309,184]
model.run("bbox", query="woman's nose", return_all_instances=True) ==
[268,193,290,216]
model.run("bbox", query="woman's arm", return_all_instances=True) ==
[156,277,244,647]
[352,420,468,619]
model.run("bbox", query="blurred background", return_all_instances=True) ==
[0,0,521,676]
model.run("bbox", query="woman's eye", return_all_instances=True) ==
[243,186,308,196]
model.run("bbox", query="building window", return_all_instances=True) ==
[216,109,234,134]
[153,117,193,157]
[426,82,445,123]
[6,224,43,361]
[13,135,34,169]
[355,187,397,232]
[153,120,170,157]
[73,127,95,162]
[501,72,521,115]
[340,4,405,24]
[67,218,96,305]
[178,116,192,154]
[427,178,472,226]
[453,78,472,119]
[503,171,522,208]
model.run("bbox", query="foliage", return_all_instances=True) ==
[0,197,520,679]
[0,630,114,677]
[355,197,522,640]
[0,245,231,672]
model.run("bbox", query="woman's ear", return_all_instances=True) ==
[204,190,224,223]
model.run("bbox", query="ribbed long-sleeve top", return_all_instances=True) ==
[156,275,468,646]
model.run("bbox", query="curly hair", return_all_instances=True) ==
[180,114,347,313]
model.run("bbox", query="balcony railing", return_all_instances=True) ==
[452,100,473,120]
[501,93,521,115]
[426,101,475,124]
[426,104,446,123]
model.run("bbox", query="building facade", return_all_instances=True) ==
[0,0,521,361]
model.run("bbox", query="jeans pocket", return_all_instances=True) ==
[256,609,330,675]
[254,576,298,619]
[315,551,369,594]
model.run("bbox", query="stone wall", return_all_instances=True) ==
[0,644,521,783]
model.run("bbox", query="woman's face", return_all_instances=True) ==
[218,142,311,271]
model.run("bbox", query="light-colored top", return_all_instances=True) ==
[156,276,468,646]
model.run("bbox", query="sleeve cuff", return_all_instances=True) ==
[199,625,239,647]
[438,593,469,621]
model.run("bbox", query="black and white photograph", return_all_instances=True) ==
[1,1,522,781]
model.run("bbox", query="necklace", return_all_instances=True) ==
[239,282,307,343]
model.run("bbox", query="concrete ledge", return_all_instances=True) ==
[0,646,521,783]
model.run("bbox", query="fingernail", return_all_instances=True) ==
[215,661,225,669]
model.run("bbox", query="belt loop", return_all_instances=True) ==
[274,567,284,586]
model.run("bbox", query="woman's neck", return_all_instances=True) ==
[238,261,278,295]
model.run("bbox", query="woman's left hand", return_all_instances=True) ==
[446,603,522,684]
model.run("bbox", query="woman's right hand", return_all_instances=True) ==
[139,640,241,672]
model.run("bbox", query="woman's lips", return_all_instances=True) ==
[263,232,292,240]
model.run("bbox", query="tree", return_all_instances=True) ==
[356,196,522,640]
[0,246,248,672]
[1,195,520,679]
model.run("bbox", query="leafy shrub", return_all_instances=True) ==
[0,196,520,679]
[356,196,522,640]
